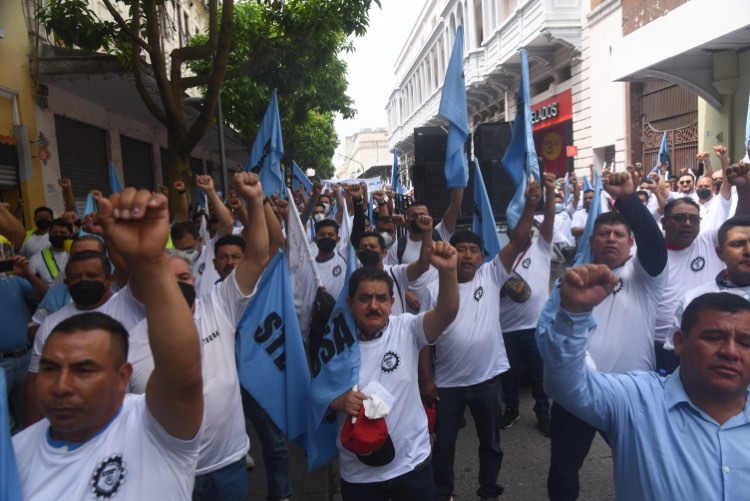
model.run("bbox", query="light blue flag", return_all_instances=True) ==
[563,172,571,207]
[368,191,375,227]
[655,132,670,176]
[108,161,123,194]
[0,371,22,501]
[472,158,502,262]
[583,174,593,192]
[292,161,313,194]
[246,89,285,197]
[390,151,406,195]
[307,244,359,471]
[197,189,209,214]
[574,167,603,266]
[83,191,97,217]
[438,26,469,188]
[502,49,540,230]
[236,250,311,442]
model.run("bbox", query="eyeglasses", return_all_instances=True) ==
[678,180,693,185]
[668,214,701,224]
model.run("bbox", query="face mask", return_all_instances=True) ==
[316,237,336,254]
[696,188,712,200]
[713,180,723,192]
[357,249,381,268]
[322,203,331,213]
[312,213,325,223]
[380,232,394,248]
[49,235,69,249]
[35,218,52,230]
[409,219,423,234]
[171,247,200,265]
[555,203,563,214]
[69,280,106,308]
[177,281,196,308]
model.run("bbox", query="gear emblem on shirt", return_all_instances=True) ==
[522,258,531,269]
[90,454,126,499]
[198,263,205,275]
[473,287,484,301]
[690,256,705,273]
[333,264,342,277]
[381,351,400,373]
[611,278,624,296]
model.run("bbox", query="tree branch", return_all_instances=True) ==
[101,0,156,56]
[180,37,277,89]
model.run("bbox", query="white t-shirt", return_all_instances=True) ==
[29,285,145,373]
[552,211,575,247]
[126,270,254,475]
[315,251,348,300]
[336,313,431,483]
[500,237,552,332]
[19,232,49,258]
[385,221,452,266]
[425,256,511,387]
[383,264,411,316]
[29,248,69,286]
[587,257,666,372]
[193,237,221,298]
[571,208,588,234]
[12,394,200,500]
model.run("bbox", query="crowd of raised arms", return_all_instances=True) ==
[1,142,749,501]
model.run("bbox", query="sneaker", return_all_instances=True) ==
[499,407,520,429]
[245,453,255,470]
[537,415,551,437]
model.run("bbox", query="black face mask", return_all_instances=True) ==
[35,219,52,230]
[49,235,68,249]
[357,249,381,268]
[409,219,422,234]
[69,280,106,308]
[177,281,196,308]
[696,188,712,200]
[316,237,337,254]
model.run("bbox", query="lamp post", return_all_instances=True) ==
[335,152,365,178]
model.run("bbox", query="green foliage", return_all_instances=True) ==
[36,0,121,52]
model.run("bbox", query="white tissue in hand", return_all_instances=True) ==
[360,381,393,419]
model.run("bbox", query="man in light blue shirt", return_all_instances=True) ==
[540,264,750,501]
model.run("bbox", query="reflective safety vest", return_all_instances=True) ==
[41,247,62,280]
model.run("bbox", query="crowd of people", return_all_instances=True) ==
[1,143,749,500]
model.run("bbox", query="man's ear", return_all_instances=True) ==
[673,330,685,357]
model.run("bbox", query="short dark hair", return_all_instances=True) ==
[583,189,595,195]
[70,235,105,254]
[718,215,750,247]
[348,267,394,299]
[315,218,340,234]
[170,222,199,242]
[636,190,649,200]
[664,197,700,218]
[355,231,385,252]
[48,312,129,366]
[592,212,632,236]
[50,218,73,233]
[65,250,112,276]
[680,292,750,336]
[450,230,483,250]
[34,206,53,218]
[214,234,246,254]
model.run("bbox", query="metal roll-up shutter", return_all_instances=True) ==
[121,135,154,190]
[55,115,107,202]
[0,141,19,188]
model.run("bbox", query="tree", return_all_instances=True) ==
[37,0,378,210]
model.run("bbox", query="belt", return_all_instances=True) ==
[0,344,32,359]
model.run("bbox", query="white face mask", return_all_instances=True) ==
[322,203,331,213]
[555,203,563,214]
[312,213,325,223]
[170,247,200,266]
[380,231,394,248]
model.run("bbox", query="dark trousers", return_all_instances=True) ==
[433,376,504,499]
[654,341,680,375]
[340,458,434,501]
[500,328,549,416]
[548,402,608,501]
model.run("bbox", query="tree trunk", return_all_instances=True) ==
[166,131,192,217]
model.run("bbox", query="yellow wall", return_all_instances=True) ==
[0,1,43,225]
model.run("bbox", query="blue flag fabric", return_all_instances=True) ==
[574,167,603,266]
[108,161,123,194]
[472,158,502,262]
[83,192,97,217]
[246,89,285,197]
[197,189,209,214]
[236,251,311,442]
[390,151,406,195]
[307,244,359,471]
[583,174,593,192]
[292,161,313,194]
[563,172,571,207]
[744,95,750,162]
[0,371,22,501]
[656,132,670,175]
[502,49,540,230]
[438,26,468,188]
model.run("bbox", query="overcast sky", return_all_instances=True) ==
[333,0,424,165]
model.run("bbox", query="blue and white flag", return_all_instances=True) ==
[502,49,540,230]
[574,166,603,266]
[0,372,22,501]
[108,161,123,194]
[307,244,359,471]
[292,161,313,194]
[438,26,468,188]
[390,151,406,195]
[236,250,310,442]
[246,89,285,197]
[472,159,501,262]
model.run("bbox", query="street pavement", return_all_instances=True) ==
[246,382,615,500]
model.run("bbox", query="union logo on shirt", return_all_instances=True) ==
[611,278,624,296]
[690,256,705,272]
[333,264,342,277]
[473,286,484,301]
[522,258,531,269]
[90,454,126,499]
[381,351,400,373]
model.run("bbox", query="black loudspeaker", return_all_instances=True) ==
[473,122,514,221]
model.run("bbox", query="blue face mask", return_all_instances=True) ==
[555,203,563,214]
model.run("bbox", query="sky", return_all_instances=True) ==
[333,0,425,167]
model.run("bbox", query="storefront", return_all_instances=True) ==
[531,89,573,178]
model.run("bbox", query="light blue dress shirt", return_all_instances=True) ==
[540,308,750,501]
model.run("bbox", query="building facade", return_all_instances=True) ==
[336,127,390,179]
